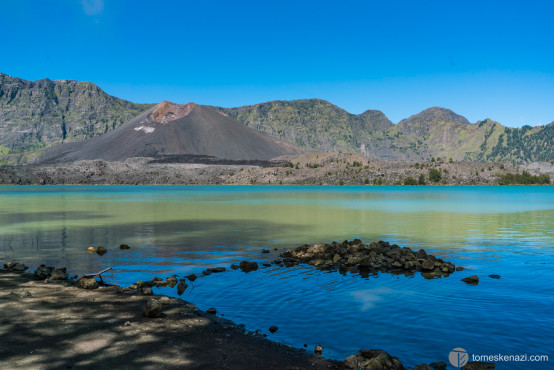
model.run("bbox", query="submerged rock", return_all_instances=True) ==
[488,274,501,279]
[239,261,258,273]
[96,246,107,256]
[462,275,479,285]
[119,244,130,249]
[186,274,197,282]
[144,299,162,318]
[207,267,226,273]
[269,325,278,333]
[176,281,188,296]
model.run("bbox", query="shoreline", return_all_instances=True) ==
[0,269,343,369]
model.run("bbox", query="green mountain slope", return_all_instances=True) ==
[215,99,393,154]
[0,73,153,153]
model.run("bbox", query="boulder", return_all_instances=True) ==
[462,275,479,285]
[230,264,240,270]
[152,276,162,282]
[119,244,130,249]
[269,325,278,333]
[33,265,54,280]
[421,259,436,271]
[176,281,188,296]
[239,261,258,272]
[355,349,404,370]
[166,276,178,288]
[78,277,99,289]
[96,246,107,256]
[11,263,28,272]
[186,274,197,281]
[143,299,162,318]
[50,268,69,281]
[206,307,217,314]
[344,355,359,369]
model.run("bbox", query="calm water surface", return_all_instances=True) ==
[1,185,553,368]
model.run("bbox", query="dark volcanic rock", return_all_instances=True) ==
[281,240,455,278]
[96,246,107,256]
[176,281,188,296]
[462,275,479,285]
[144,299,162,318]
[239,261,258,273]
[33,264,54,280]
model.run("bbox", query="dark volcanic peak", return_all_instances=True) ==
[398,107,470,126]
[40,104,303,162]
[150,101,195,123]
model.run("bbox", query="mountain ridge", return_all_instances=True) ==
[1,73,553,163]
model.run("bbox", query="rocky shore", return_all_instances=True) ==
[1,241,495,369]
[1,152,551,186]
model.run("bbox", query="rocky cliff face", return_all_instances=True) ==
[0,73,152,153]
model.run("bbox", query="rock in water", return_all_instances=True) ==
[140,287,153,296]
[269,325,278,333]
[78,277,99,289]
[429,362,447,370]
[176,281,188,296]
[314,345,324,355]
[239,261,258,272]
[96,246,107,256]
[12,263,28,271]
[33,265,54,280]
[166,276,178,288]
[352,349,404,370]
[462,275,479,285]
[186,273,197,281]
[206,307,217,314]
[144,299,162,318]
[488,274,501,279]
[87,246,96,253]
[119,244,130,249]
[50,268,69,281]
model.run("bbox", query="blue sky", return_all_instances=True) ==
[1,0,553,126]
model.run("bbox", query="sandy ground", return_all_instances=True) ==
[0,270,342,370]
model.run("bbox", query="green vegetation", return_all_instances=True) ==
[280,162,294,168]
[306,163,321,168]
[404,176,417,185]
[352,161,362,167]
[429,168,442,183]
[497,171,551,185]
[418,174,426,185]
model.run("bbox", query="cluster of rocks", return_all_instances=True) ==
[33,264,70,282]
[282,239,456,277]
[86,244,130,256]
[3,261,28,271]
[344,349,405,370]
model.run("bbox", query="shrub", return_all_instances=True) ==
[498,171,551,185]
[280,162,294,168]
[418,174,426,185]
[404,176,417,185]
[429,168,442,183]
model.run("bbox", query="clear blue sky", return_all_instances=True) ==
[1,0,553,126]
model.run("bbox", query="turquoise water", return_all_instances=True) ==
[1,185,553,368]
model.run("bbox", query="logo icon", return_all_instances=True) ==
[449,348,469,367]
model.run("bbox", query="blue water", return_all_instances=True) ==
[0,185,553,369]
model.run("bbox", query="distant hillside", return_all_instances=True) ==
[217,103,553,163]
[40,102,303,162]
[215,99,393,154]
[0,73,152,155]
